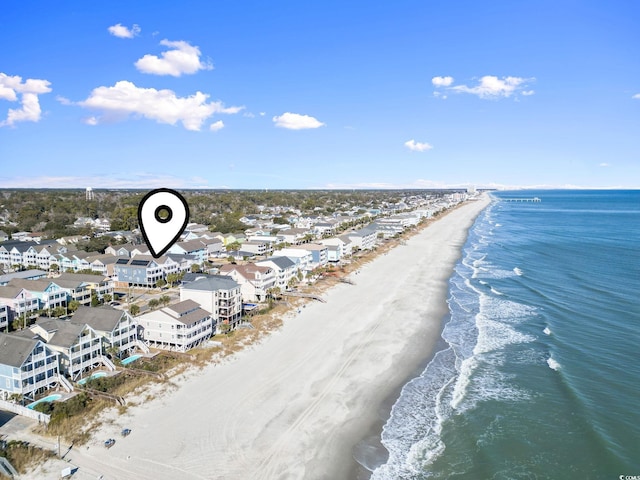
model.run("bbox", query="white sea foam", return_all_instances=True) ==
[543,327,551,335]
[490,287,504,296]
[547,356,560,371]
[513,267,523,276]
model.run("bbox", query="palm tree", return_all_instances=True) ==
[129,304,140,316]
[148,298,160,310]
[159,295,170,307]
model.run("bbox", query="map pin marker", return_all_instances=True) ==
[138,188,190,258]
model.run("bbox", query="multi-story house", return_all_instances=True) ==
[255,256,297,290]
[54,273,114,305]
[219,264,276,302]
[0,286,40,323]
[276,248,313,275]
[167,239,207,265]
[0,304,9,331]
[320,236,354,259]
[71,306,138,357]
[180,275,242,330]
[113,256,163,288]
[347,225,378,251]
[30,318,103,381]
[0,332,60,401]
[290,244,329,269]
[139,300,212,352]
[7,279,67,312]
[239,241,271,256]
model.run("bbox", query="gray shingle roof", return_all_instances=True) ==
[263,256,296,269]
[0,332,39,367]
[165,299,200,315]
[33,318,85,349]
[70,306,125,333]
[181,275,239,292]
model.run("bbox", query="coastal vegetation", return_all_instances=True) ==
[0,188,459,236]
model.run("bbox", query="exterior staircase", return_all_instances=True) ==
[136,339,150,354]
[58,375,74,392]
[100,356,117,371]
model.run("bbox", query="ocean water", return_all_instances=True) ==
[371,190,640,479]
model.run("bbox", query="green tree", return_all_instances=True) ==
[148,298,160,310]
[159,295,171,307]
[156,279,166,288]
[129,304,140,316]
[190,264,202,273]
[166,273,179,287]
[67,300,80,313]
[103,293,112,303]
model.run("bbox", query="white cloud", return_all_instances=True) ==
[432,76,454,87]
[599,162,611,167]
[78,80,242,131]
[135,39,212,76]
[108,23,141,39]
[273,112,325,130]
[404,139,433,152]
[633,93,640,100]
[0,73,52,127]
[209,120,224,131]
[450,76,535,99]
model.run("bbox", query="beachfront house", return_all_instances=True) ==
[0,332,60,401]
[346,225,378,251]
[139,300,212,352]
[255,256,297,290]
[70,306,138,357]
[219,264,276,302]
[29,318,103,381]
[180,275,242,331]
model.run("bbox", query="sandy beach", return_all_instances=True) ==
[24,195,490,480]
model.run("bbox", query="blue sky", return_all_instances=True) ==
[1,1,639,189]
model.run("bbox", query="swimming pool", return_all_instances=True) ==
[27,393,62,409]
[121,354,142,365]
[77,371,107,385]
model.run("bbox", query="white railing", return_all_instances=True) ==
[100,356,117,371]
[0,399,50,424]
[58,375,74,392]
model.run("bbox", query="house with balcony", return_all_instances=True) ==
[347,225,378,251]
[71,306,138,357]
[7,279,67,312]
[277,228,313,245]
[29,318,103,381]
[239,240,271,257]
[180,275,242,331]
[113,256,163,288]
[290,243,329,269]
[0,332,60,401]
[256,256,297,290]
[167,239,207,265]
[104,243,149,258]
[0,286,40,323]
[139,300,212,352]
[276,248,313,275]
[0,304,9,332]
[54,273,114,305]
[219,264,276,302]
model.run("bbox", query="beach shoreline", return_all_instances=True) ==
[20,195,490,480]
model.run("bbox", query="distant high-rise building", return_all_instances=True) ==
[86,187,94,201]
